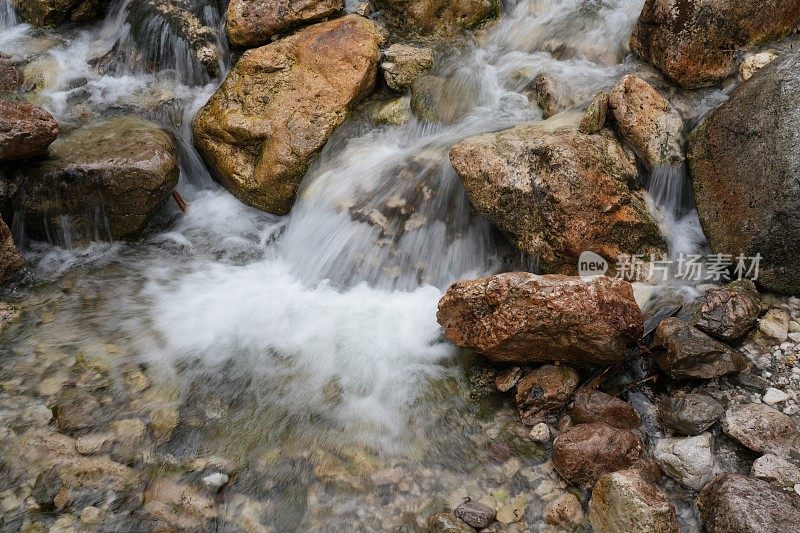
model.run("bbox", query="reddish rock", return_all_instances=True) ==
[651,318,747,379]
[552,423,645,488]
[515,365,579,425]
[570,388,641,430]
[0,217,24,283]
[437,272,644,366]
[721,403,799,454]
[0,100,58,161]
[226,0,344,48]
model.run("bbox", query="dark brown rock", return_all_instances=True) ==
[570,388,641,430]
[226,0,344,48]
[0,217,24,284]
[427,512,474,532]
[0,100,59,161]
[697,473,800,533]
[552,423,645,488]
[437,273,644,366]
[12,0,109,27]
[515,365,579,426]
[651,318,747,379]
[374,0,498,39]
[693,280,762,341]
[721,403,800,454]
[53,389,101,433]
[494,366,522,393]
[0,59,23,92]
[658,393,723,436]
[454,501,495,529]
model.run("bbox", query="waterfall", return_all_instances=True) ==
[0,0,16,30]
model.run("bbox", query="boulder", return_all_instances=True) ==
[651,318,747,379]
[721,403,799,454]
[696,473,800,533]
[552,423,645,488]
[589,469,679,533]
[382,44,434,92]
[0,100,59,161]
[630,0,800,88]
[693,280,762,341]
[657,393,723,436]
[226,0,344,48]
[752,454,800,490]
[688,50,800,293]
[437,273,644,366]
[0,217,24,283]
[449,122,665,273]
[11,0,109,27]
[608,75,683,168]
[569,388,641,430]
[515,365,579,425]
[373,0,498,38]
[19,117,178,242]
[653,433,715,490]
[193,15,384,215]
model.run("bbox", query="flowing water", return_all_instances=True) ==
[1,1,714,530]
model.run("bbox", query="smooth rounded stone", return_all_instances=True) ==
[52,388,101,433]
[552,423,645,488]
[373,0,498,38]
[651,318,747,379]
[607,75,683,168]
[658,393,723,436]
[529,422,551,443]
[589,469,679,533]
[454,500,496,529]
[578,91,608,134]
[437,273,644,366]
[653,433,715,490]
[753,454,800,489]
[543,492,583,527]
[688,49,800,293]
[193,15,385,215]
[0,100,59,161]
[371,97,410,126]
[740,51,778,81]
[427,512,475,532]
[570,388,641,430]
[759,309,791,342]
[11,0,109,27]
[630,0,800,88]
[532,74,563,118]
[382,44,434,92]
[515,365,579,425]
[763,387,790,406]
[694,280,763,341]
[202,472,229,491]
[448,122,666,274]
[697,473,800,533]
[722,403,799,454]
[226,0,343,48]
[0,217,24,284]
[19,117,179,243]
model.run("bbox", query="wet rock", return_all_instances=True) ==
[371,97,410,126]
[80,506,104,526]
[752,454,800,490]
[533,74,560,118]
[740,51,778,81]
[722,403,799,454]
[759,309,790,342]
[52,388,101,433]
[543,492,583,527]
[75,433,113,455]
[0,100,59,161]
[608,75,683,168]
[373,0,498,39]
[687,50,800,293]
[693,280,762,341]
[653,433,715,490]
[589,468,679,533]
[449,121,665,273]
[579,92,608,134]
[382,44,434,92]
[495,494,528,524]
[410,74,475,124]
[630,0,800,88]
[226,0,343,48]
[19,117,179,242]
[437,273,644,366]
[0,59,23,92]
[570,388,641,430]
[0,218,24,284]
[658,393,723,436]
[454,500,495,529]
[651,318,747,379]
[697,473,800,533]
[150,406,179,441]
[427,512,475,532]
[552,423,645,488]
[11,0,109,27]
[495,367,522,393]
[193,15,384,215]
[515,365,579,425]
[144,476,217,529]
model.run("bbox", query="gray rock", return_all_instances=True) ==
[722,403,799,454]
[454,501,496,529]
[653,433,715,490]
[658,393,724,436]
[752,454,800,490]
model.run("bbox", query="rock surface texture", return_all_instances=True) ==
[589,469,679,533]
[11,0,109,27]
[193,15,384,215]
[226,0,344,48]
[515,365,579,425]
[569,388,641,429]
[0,100,59,161]
[651,318,747,379]
[373,0,498,38]
[693,280,762,341]
[0,217,24,283]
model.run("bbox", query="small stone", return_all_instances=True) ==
[53,388,100,432]
[740,51,778,81]
[150,406,180,441]
[202,472,229,491]
[515,365,579,425]
[763,388,790,406]
[123,367,150,393]
[653,433,715,490]
[37,375,67,397]
[427,512,474,532]
[543,492,583,527]
[759,309,791,342]
[495,366,523,392]
[495,494,528,524]
[570,388,641,429]
[579,92,609,134]
[651,318,747,379]
[454,500,496,529]
[382,44,434,92]
[529,423,551,443]
[80,506,103,526]
[658,393,724,436]
[75,433,113,455]
[373,97,410,126]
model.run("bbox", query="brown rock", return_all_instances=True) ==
[373,0,498,38]
[449,121,665,274]
[193,15,384,215]
[697,473,800,533]
[579,92,608,134]
[590,469,679,533]
[0,59,23,92]
[437,273,644,366]
[0,100,59,161]
[515,365,579,425]
[693,280,762,341]
[226,0,344,48]
[630,0,800,88]
[12,0,109,27]
[494,366,522,392]
[53,388,101,433]
[658,393,723,436]
[552,423,645,488]
[454,501,496,529]
[543,492,583,527]
[651,318,747,379]
[608,75,683,168]
[721,403,800,454]
[570,388,641,430]
[0,217,24,283]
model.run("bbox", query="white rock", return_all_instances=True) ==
[202,472,229,490]
[739,51,778,80]
[529,423,551,442]
[759,309,790,342]
[763,388,790,406]
[653,433,715,490]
